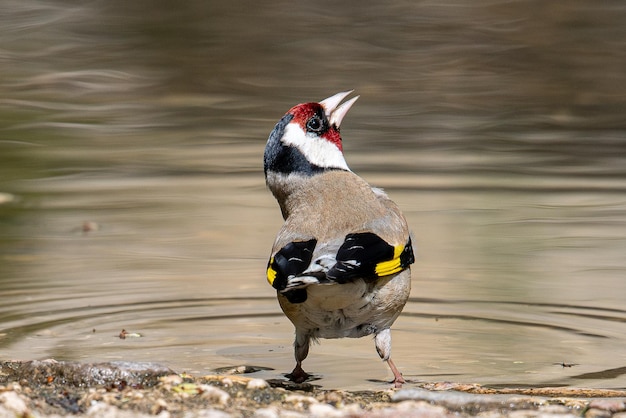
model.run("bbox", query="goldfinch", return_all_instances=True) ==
[264,91,414,387]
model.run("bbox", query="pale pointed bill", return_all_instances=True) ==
[319,90,360,128]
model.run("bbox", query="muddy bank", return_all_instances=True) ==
[1,360,625,417]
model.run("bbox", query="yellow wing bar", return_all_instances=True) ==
[266,258,278,286]
[374,243,405,276]
[375,239,413,277]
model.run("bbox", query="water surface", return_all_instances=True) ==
[1,0,625,390]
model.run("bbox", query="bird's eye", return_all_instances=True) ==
[306,116,323,133]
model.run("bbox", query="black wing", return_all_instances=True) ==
[266,239,317,303]
[327,232,414,283]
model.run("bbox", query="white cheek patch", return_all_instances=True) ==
[282,124,350,171]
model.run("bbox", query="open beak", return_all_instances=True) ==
[320,90,359,128]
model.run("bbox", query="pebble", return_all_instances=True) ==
[585,408,614,418]
[200,385,231,405]
[0,193,15,204]
[6,382,22,392]
[253,406,307,418]
[182,408,232,418]
[506,410,579,418]
[284,393,319,409]
[160,374,184,386]
[307,403,343,417]
[246,378,269,389]
[0,391,29,416]
[150,398,169,415]
[588,399,626,412]
[253,406,280,418]
[86,402,155,418]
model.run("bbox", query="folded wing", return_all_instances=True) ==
[328,232,414,283]
[267,233,414,304]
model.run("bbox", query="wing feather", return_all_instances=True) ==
[267,232,414,303]
[327,232,414,283]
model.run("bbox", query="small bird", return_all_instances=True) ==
[263,91,415,388]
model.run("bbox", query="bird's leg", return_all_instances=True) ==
[286,330,311,383]
[386,357,405,388]
[375,328,405,388]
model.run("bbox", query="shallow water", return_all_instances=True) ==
[1,0,626,391]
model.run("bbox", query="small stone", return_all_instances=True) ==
[561,398,589,412]
[160,374,184,386]
[86,402,155,418]
[340,403,364,415]
[183,409,232,418]
[253,407,279,418]
[6,382,22,392]
[536,404,573,414]
[246,378,269,390]
[199,385,230,405]
[477,411,505,418]
[396,400,451,416]
[151,398,168,415]
[275,410,307,418]
[588,399,626,412]
[507,410,578,418]
[0,391,29,415]
[308,403,343,417]
[254,406,306,418]
[0,193,15,204]
[585,408,613,418]
[131,390,145,399]
[320,390,344,407]
[284,393,319,408]
[82,221,100,233]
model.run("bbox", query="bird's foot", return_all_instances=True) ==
[286,364,310,383]
[387,358,405,388]
[392,375,405,389]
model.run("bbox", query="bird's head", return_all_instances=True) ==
[264,91,359,177]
